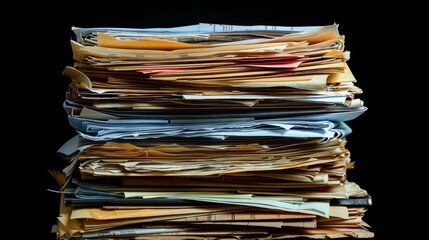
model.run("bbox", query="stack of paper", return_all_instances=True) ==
[53,23,373,239]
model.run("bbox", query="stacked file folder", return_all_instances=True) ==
[54,23,373,239]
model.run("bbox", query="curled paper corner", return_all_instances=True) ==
[62,66,92,89]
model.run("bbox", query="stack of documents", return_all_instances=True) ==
[53,23,373,239]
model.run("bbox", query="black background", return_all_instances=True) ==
[14,3,402,239]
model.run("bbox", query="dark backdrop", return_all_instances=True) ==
[32,4,398,239]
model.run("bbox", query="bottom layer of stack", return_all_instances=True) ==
[54,137,373,239]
